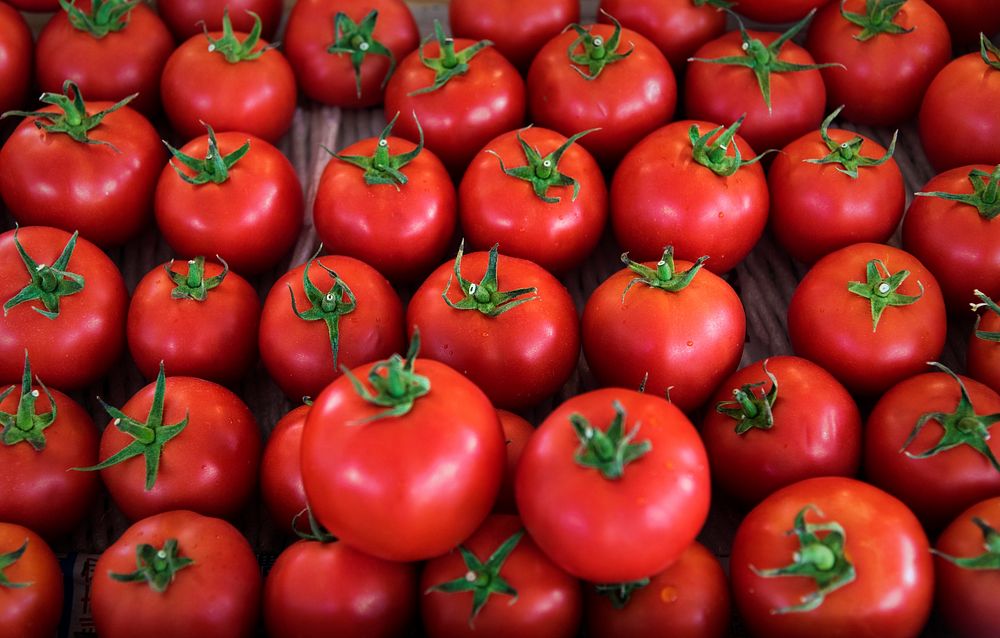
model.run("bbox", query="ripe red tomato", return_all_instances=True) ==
[582,248,745,413]
[734,0,833,22]
[421,514,582,638]
[92,510,261,638]
[701,356,862,505]
[494,409,534,514]
[260,404,309,535]
[0,226,128,391]
[787,243,947,396]
[598,0,728,70]
[0,524,63,638]
[731,477,933,638]
[35,0,173,115]
[611,118,768,273]
[158,0,283,41]
[925,0,1000,47]
[285,0,419,108]
[527,17,675,167]
[450,0,578,71]
[0,2,31,116]
[154,127,303,275]
[516,389,710,583]
[969,291,1000,394]
[259,253,405,401]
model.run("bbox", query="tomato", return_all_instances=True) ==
[787,242,947,396]
[598,0,728,70]
[734,0,833,22]
[259,253,405,401]
[769,108,905,264]
[0,226,127,391]
[969,291,1000,394]
[154,126,303,275]
[459,127,608,275]
[517,390,709,583]
[925,0,1000,48]
[0,524,62,638]
[421,514,582,638]
[700,356,862,505]
[807,0,951,126]
[494,409,533,514]
[92,510,261,638]
[919,35,1000,172]
[901,164,1000,310]
[611,118,768,273]
[582,247,745,413]
[285,0,419,108]
[313,115,456,283]
[731,477,933,638]
[450,0,578,71]
[0,84,164,247]
[933,497,1000,638]
[0,2,31,116]
[527,17,675,167]
[35,0,173,115]
[158,0,283,41]
[260,404,309,535]
[585,541,730,638]
[406,243,580,410]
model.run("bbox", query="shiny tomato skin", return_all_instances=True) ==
[787,243,947,396]
[154,131,303,275]
[92,510,261,638]
[260,404,310,535]
[968,309,1000,394]
[734,0,833,22]
[259,255,405,401]
[731,477,933,638]
[527,24,675,168]
[406,250,580,410]
[925,0,1000,47]
[0,524,62,638]
[0,3,31,115]
[585,541,730,638]
[313,136,456,283]
[421,514,582,638]
[515,389,711,583]
[769,127,906,264]
[0,226,128,391]
[611,119,768,272]
[449,0,578,71]
[495,409,534,514]
[265,539,418,638]
[598,0,727,70]
[301,358,505,562]
[701,356,862,505]
[158,0,283,41]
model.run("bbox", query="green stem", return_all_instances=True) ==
[442,242,538,317]
[1,80,135,148]
[570,401,651,479]
[565,10,634,80]
[620,246,708,303]
[3,227,84,320]
[488,128,597,203]
[325,112,424,188]
[341,330,431,424]
[805,106,898,178]
[0,351,58,451]
[163,122,250,186]
[109,539,194,593]
[409,21,492,95]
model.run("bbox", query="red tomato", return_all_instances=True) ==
[459,127,608,275]
[611,119,768,272]
[582,248,745,413]
[421,514,582,638]
[701,356,862,505]
[598,0,728,70]
[787,243,947,396]
[734,0,832,22]
[450,0,578,71]
[0,226,128,391]
[158,0,283,41]
[92,510,261,638]
[0,524,62,638]
[585,541,730,638]
[260,404,309,535]
[731,477,933,638]
[969,291,1000,394]
[0,2,31,115]
[527,18,675,167]
[925,0,1000,47]
[259,254,405,401]
[495,409,534,514]
[154,128,303,275]
[516,389,711,583]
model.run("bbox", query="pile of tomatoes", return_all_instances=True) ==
[0,0,998,636]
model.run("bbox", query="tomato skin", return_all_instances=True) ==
[313,136,456,283]
[265,539,418,638]
[925,0,1000,47]
[585,541,730,638]
[449,0,578,71]
[787,243,947,396]
[0,226,128,391]
[611,120,768,273]
[0,524,63,638]
[598,0,727,70]
[768,127,906,264]
[734,0,833,22]
[421,515,583,638]
[92,510,261,638]
[968,309,1000,394]
[260,404,309,535]
[495,409,534,514]
[515,389,711,583]
[259,255,405,401]
[0,3,31,116]
[158,0,283,41]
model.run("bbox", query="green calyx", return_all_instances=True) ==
[164,256,228,302]
[292,507,337,543]
[342,330,431,424]
[716,359,778,434]
[806,106,898,178]
[932,517,1000,570]
[621,246,708,304]
[981,32,1000,71]
[60,0,136,38]
[426,529,524,627]
[110,539,194,593]
[1,80,135,148]
[846,258,923,332]
[0,539,32,589]
[327,112,424,188]
[689,114,770,177]
[443,242,538,317]
[689,10,842,111]
[409,21,492,96]
[566,11,633,80]
[916,164,1000,221]
[0,351,58,451]
[488,128,597,203]
[288,247,357,372]
[3,227,84,320]
[204,9,271,63]
[593,578,651,610]
[328,10,396,98]
[164,122,250,186]
[73,363,189,491]
[900,362,1000,472]
[841,0,914,41]
[570,400,652,480]
[751,505,856,614]
[973,290,1000,343]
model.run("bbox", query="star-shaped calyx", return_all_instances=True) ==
[328,9,396,98]
[846,258,923,331]
[0,351,58,451]
[3,227,84,320]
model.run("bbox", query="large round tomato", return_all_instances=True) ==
[260,404,309,535]
[92,510,261,638]
[450,0,578,71]
[734,0,833,22]
[969,292,1000,394]
[0,524,62,638]
[598,0,728,70]
[925,0,1000,47]
[495,409,534,514]
[0,2,31,116]
[158,0,283,41]
[516,389,710,583]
